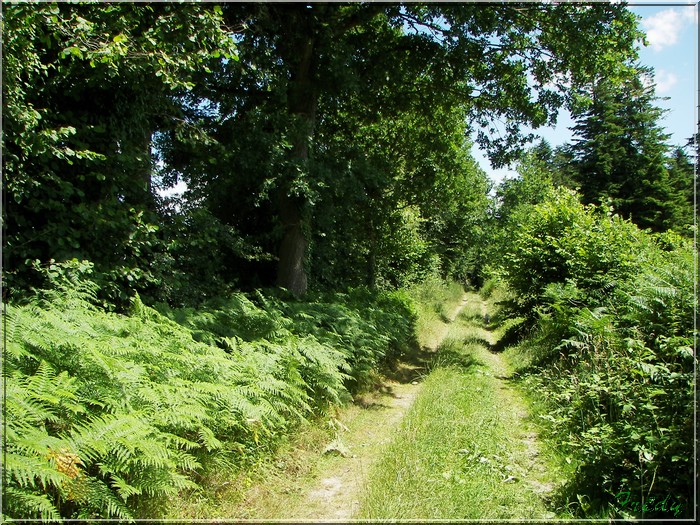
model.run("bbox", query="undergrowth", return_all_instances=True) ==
[2,263,417,521]
[489,192,696,519]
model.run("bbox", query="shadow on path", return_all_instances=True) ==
[382,296,471,384]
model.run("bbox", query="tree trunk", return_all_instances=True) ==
[277,192,308,295]
[276,30,318,296]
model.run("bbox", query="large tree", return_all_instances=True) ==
[164,2,643,296]
[567,65,692,232]
[2,2,235,300]
[5,2,646,300]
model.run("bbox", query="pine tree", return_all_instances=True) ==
[568,66,689,232]
[665,146,696,232]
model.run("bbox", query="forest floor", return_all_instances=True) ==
[168,292,565,520]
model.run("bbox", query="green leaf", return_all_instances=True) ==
[62,46,83,59]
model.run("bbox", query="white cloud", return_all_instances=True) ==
[642,7,696,51]
[682,6,697,24]
[159,179,188,199]
[654,69,678,94]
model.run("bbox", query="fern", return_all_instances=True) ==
[2,486,63,522]
[4,452,69,491]
[109,474,142,501]
[5,275,418,520]
[75,476,134,520]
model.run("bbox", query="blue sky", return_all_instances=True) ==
[475,1,699,185]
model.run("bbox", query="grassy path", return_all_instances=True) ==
[356,292,565,520]
[266,294,471,520]
[174,291,469,520]
[168,290,565,520]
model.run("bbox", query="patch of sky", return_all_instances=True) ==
[476,3,698,185]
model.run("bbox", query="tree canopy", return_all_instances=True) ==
[566,65,693,232]
[4,2,646,301]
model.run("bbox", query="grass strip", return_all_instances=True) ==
[357,305,565,520]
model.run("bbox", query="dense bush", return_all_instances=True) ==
[160,286,418,392]
[498,190,695,518]
[499,188,653,317]
[3,268,416,521]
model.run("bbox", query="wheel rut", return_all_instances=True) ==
[232,295,470,520]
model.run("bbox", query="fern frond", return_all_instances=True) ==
[196,425,223,452]
[5,384,60,427]
[2,485,63,522]
[109,474,143,501]
[78,477,134,520]
[68,413,142,461]
[9,427,69,462]
[170,449,201,472]
[160,432,200,451]
[4,451,69,490]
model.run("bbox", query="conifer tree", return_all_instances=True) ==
[665,146,696,231]
[568,66,690,232]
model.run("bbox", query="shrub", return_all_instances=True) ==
[499,187,652,317]
[513,224,695,517]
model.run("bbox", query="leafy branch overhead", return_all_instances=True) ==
[4,1,644,299]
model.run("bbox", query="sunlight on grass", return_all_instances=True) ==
[357,301,568,520]
[408,279,465,350]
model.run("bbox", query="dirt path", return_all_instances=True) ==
[229,295,470,520]
[295,295,470,520]
[298,380,420,520]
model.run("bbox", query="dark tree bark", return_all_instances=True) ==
[277,191,308,295]
[276,30,318,296]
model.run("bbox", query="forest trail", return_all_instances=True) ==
[227,295,470,520]
[355,292,563,520]
[471,297,560,502]
[219,293,563,520]
[294,299,471,520]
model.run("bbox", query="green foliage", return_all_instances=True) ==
[309,92,490,289]
[4,274,417,520]
[149,206,276,306]
[567,66,693,233]
[2,2,235,302]
[529,286,694,516]
[5,2,645,299]
[154,2,642,292]
[498,187,652,317]
[497,193,695,517]
[161,287,417,393]
[495,145,559,223]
